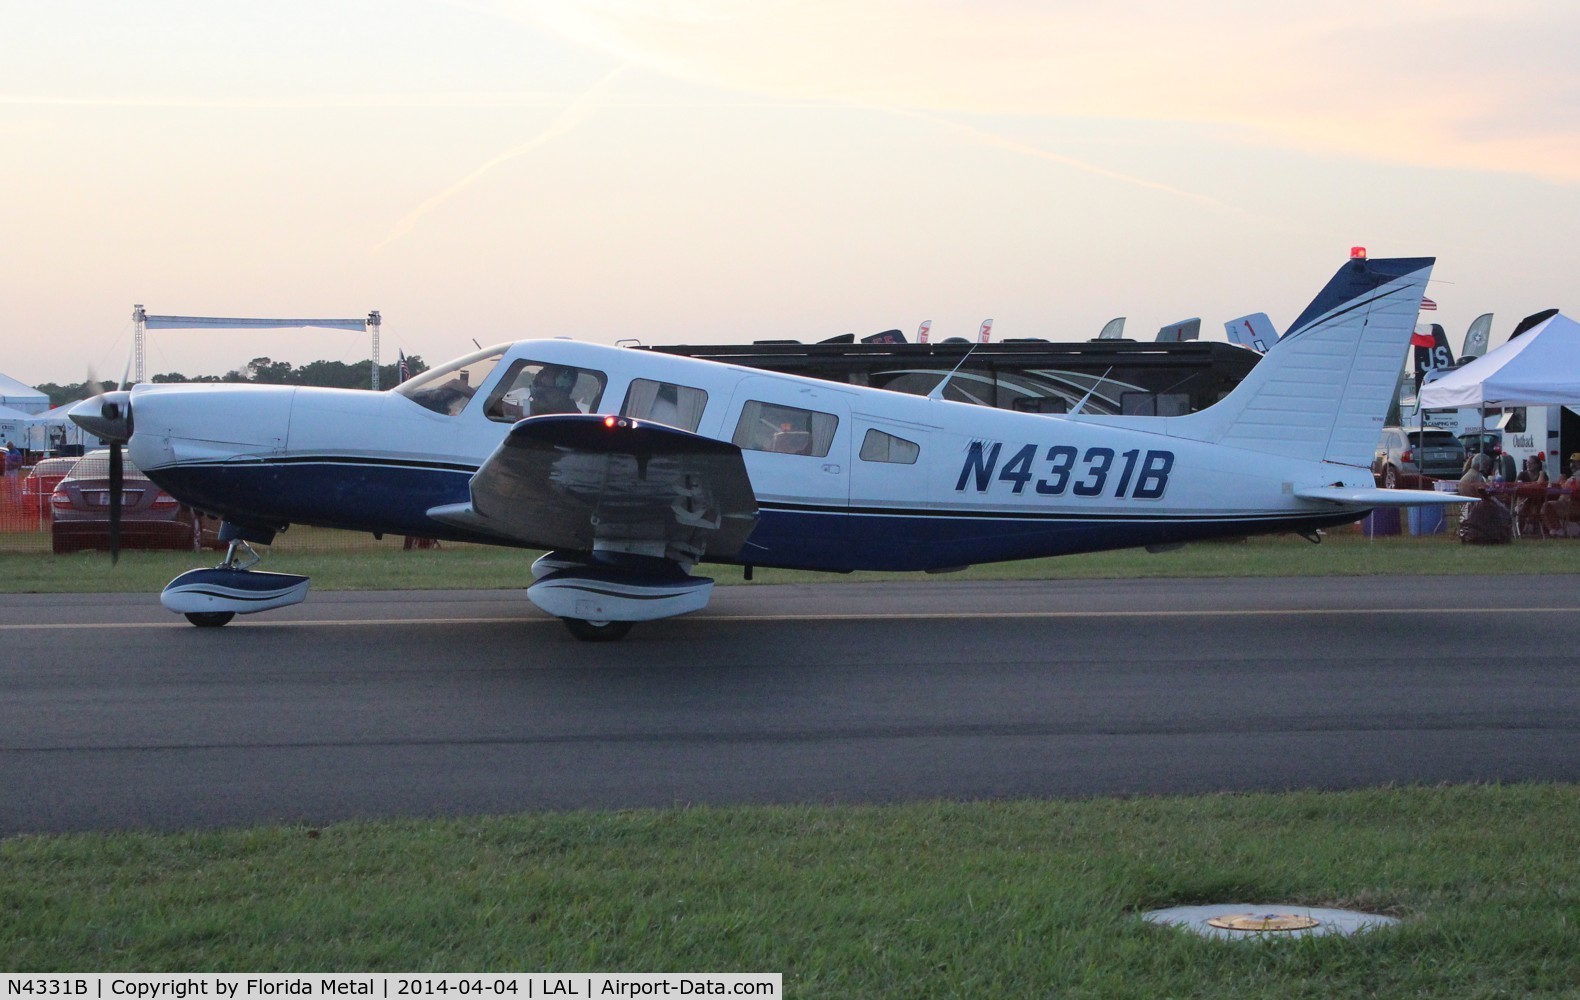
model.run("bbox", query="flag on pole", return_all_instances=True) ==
[397,350,411,383]
[1419,297,1438,311]
[1410,329,1436,348]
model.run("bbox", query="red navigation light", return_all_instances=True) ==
[1350,246,1367,259]
[604,416,616,428]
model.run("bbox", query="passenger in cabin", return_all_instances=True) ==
[528,365,580,415]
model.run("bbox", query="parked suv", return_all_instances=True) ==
[1373,427,1467,488]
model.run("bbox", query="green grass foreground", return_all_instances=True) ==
[5,527,1579,592]
[4,786,1578,995]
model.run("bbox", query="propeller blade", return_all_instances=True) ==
[119,343,134,392]
[109,441,123,564]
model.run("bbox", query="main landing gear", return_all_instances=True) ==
[527,551,716,642]
[560,618,635,642]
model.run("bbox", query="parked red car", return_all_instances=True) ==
[21,455,82,518]
[50,452,221,554]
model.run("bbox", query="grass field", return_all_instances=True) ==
[5,530,1577,991]
[3,524,1579,592]
[5,786,1578,995]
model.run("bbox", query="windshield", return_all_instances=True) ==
[394,348,505,415]
[1409,432,1461,448]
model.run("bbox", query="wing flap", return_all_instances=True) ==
[429,414,758,558]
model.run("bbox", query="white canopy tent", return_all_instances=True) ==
[0,403,103,454]
[1419,313,1580,409]
[0,403,33,448]
[27,404,102,453]
[0,372,48,415]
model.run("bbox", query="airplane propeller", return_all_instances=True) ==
[67,363,135,563]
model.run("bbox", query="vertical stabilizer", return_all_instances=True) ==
[1096,317,1126,340]
[1170,256,1434,468]
[1225,312,1278,353]
[1155,318,1201,343]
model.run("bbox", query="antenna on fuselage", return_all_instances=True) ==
[928,341,981,401]
[1068,367,1114,415]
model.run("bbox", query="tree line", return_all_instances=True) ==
[35,356,431,409]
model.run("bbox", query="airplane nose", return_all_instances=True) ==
[68,390,134,443]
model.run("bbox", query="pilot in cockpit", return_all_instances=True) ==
[528,365,580,415]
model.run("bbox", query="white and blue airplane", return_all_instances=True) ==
[71,254,1466,640]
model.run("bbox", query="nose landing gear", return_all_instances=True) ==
[160,532,310,627]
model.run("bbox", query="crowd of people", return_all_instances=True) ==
[1456,446,1580,542]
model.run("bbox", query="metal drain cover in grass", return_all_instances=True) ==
[1143,904,1398,940]
[1207,912,1321,932]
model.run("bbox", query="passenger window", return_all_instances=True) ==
[732,401,838,457]
[859,429,920,465]
[621,379,708,432]
[482,360,607,422]
[395,349,504,416]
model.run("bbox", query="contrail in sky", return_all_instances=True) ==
[375,64,631,251]
[883,106,1261,221]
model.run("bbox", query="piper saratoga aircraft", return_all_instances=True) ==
[72,253,1464,640]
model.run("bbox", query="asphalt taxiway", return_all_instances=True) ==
[3,575,1577,833]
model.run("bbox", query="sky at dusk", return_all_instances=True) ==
[4,0,1579,386]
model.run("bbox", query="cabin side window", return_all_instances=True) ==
[620,379,708,432]
[482,360,607,422]
[859,429,920,464]
[394,349,505,416]
[732,401,838,457]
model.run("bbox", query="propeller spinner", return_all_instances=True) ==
[67,390,134,562]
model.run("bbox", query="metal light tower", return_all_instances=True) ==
[368,311,382,390]
[131,304,147,384]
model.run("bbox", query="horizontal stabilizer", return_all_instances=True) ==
[1295,486,1472,507]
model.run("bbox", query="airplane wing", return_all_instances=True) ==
[1295,486,1472,506]
[428,414,759,559]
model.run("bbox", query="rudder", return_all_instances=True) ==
[1171,255,1434,469]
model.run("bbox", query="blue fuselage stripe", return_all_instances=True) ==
[147,459,1361,572]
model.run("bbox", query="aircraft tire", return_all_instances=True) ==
[185,611,236,628]
[562,618,633,642]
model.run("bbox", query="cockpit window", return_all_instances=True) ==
[483,360,607,422]
[394,348,504,416]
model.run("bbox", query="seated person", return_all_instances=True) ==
[1516,454,1551,535]
[1457,453,1492,499]
[1492,447,1517,483]
[527,365,581,415]
[1458,454,1513,544]
[1542,454,1580,537]
[1517,453,1549,484]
